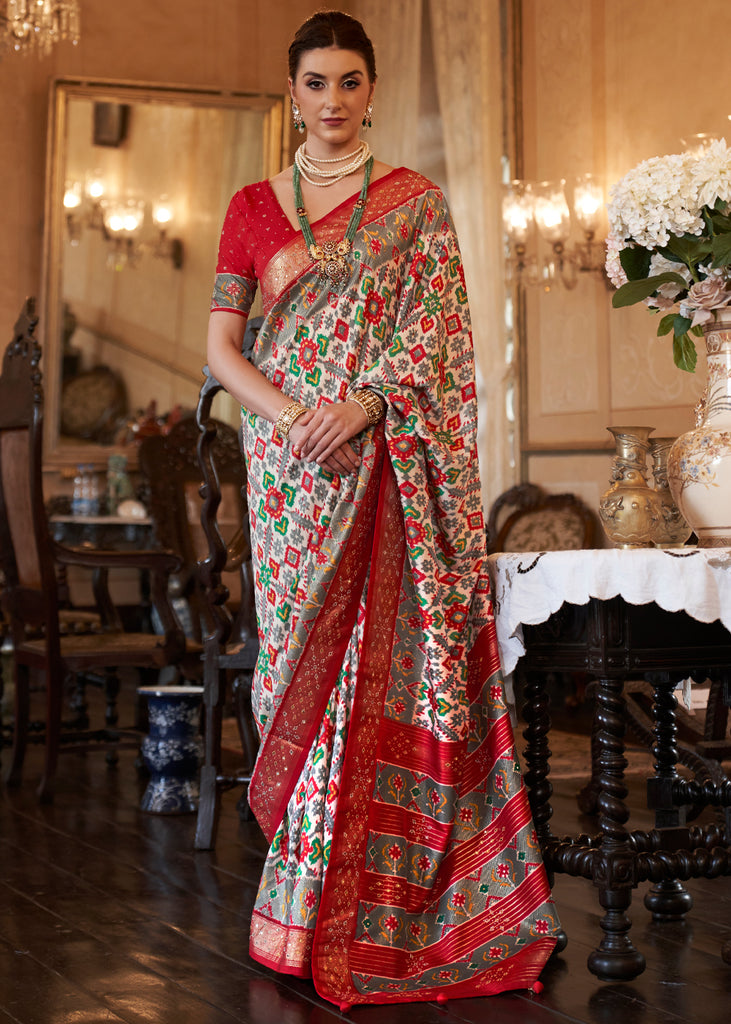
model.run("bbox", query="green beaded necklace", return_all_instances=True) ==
[293,156,374,287]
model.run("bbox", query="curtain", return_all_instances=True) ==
[352,0,422,170]
[353,0,513,513]
[427,0,511,512]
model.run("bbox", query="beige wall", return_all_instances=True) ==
[0,0,330,348]
[518,0,730,512]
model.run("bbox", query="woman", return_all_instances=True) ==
[207,10,561,1009]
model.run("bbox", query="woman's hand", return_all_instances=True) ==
[290,401,368,475]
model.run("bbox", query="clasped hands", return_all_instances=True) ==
[289,400,369,475]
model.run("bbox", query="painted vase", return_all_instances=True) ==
[649,437,692,547]
[138,685,204,814]
[668,311,731,547]
[599,426,662,548]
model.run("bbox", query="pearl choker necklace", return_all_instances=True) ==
[294,140,372,187]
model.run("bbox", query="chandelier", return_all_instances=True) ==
[3,1,80,57]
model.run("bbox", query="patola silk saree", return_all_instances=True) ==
[210,168,561,1007]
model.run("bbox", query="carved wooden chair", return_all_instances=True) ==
[0,300,186,801]
[486,481,600,716]
[193,319,261,851]
[486,482,599,554]
[138,414,246,656]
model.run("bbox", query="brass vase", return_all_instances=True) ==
[649,436,692,547]
[599,426,662,548]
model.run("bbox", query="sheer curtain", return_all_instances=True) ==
[353,0,512,511]
[351,0,422,170]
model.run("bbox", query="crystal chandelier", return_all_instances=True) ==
[3,1,80,57]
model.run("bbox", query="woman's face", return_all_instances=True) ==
[289,46,374,154]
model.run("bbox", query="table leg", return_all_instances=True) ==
[520,669,555,854]
[588,674,646,981]
[520,669,568,954]
[643,671,693,921]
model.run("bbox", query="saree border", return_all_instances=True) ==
[260,168,436,312]
[312,448,406,1004]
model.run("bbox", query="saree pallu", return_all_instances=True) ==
[211,168,561,1007]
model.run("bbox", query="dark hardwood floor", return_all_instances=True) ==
[1,689,729,1024]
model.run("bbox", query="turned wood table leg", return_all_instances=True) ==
[521,668,568,954]
[521,669,555,854]
[587,675,646,981]
[643,671,693,921]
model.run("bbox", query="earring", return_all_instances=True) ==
[292,101,305,134]
[362,102,373,129]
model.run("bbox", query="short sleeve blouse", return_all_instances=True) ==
[210,181,295,318]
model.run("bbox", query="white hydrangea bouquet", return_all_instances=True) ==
[606,138,731,372]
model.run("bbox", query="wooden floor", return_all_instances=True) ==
[1,700,730,1024]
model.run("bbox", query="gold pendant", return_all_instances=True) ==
[310,239,351,285]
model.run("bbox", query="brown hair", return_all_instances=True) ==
[288,10,376,82]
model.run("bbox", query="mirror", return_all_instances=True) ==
[41,78,287,469]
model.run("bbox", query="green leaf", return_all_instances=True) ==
[655,245,688,265]
[612,272,689,308]
[711,232,731,268]
[673,313,692,337]
[619,246,651,281]
[657,313,691,339]
[657,313,676,336]
[663,234,713,264]
[672,333,698,373]
[709,210,731,233]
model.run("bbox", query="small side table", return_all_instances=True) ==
[137,685,204,814]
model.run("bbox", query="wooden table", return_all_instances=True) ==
[487,548,731,981]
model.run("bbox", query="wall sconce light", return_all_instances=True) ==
[502,174,607,291]
[62,176,184,271]
[152,196,184,270]
[102,196,146,271]
[63,179,83,243]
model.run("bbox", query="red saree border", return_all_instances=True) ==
[373,710,514,791]
[249,911,314,978]
[357,788,537,912]
[346,867,553,977]
[248,426,387,843]
[312,452,406,1005]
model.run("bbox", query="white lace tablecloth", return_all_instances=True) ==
[487,548,731,675]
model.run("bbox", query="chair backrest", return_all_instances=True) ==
[0,301,61,646]
[487,482,599,554]
[196,317,261,659]
[138,414,247,644]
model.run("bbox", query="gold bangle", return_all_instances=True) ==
[348,387,384,427]
[275,400,308,440]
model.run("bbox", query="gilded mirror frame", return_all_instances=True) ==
[41,77,287,471]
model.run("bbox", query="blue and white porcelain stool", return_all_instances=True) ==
[137,685,204,814]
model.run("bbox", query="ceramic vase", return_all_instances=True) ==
[649,437,692,547]
[138,685,204,814]
[668,311,731,547]
[599,426,662,548]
